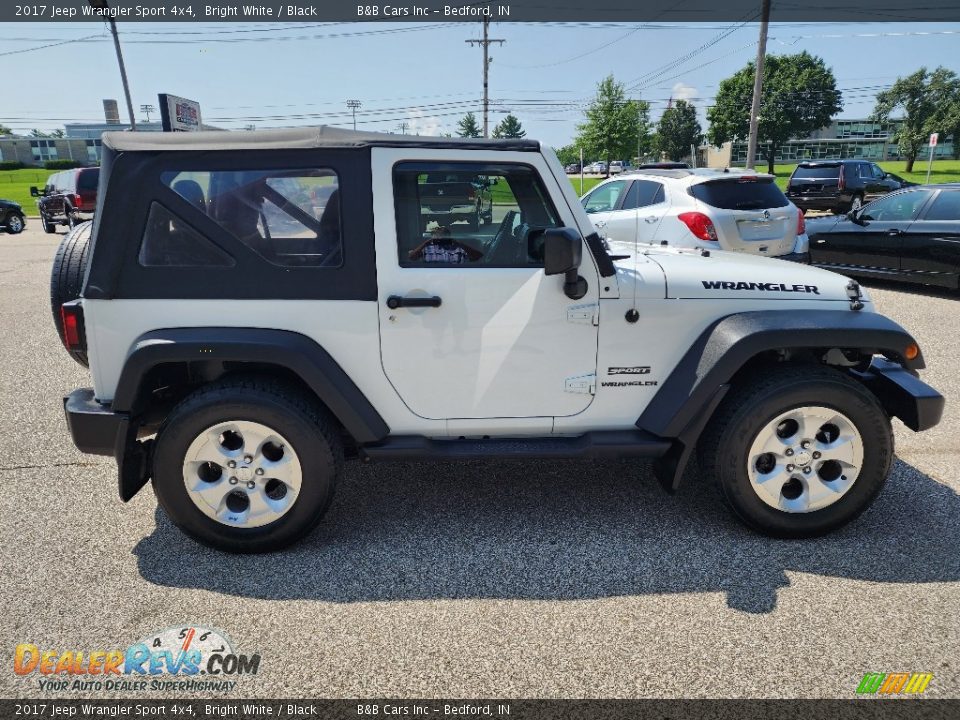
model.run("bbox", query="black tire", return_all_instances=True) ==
[4,212,25,234]
[152,377,342,553]
[696,364,893,538]
[64,206,77,230]
[49,221,93,367]
[41,213,57,234]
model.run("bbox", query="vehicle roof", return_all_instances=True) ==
[796,159,872,165]
[101,125,541,153]
[617,167,775,184]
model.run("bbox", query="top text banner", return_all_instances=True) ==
[4,0,960,23]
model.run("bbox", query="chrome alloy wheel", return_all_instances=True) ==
[182,420,303,528]
[747,406,864,513]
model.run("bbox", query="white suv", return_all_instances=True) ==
[582,169,809,262]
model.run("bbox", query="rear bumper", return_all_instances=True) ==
[64,388,152,501]
[854,359,945,432]
[788,195,846,210]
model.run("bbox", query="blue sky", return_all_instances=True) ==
[3,21,959,146]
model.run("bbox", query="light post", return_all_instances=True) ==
[88,0,136,131]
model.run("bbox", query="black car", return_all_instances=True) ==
[0,198,26,234]
[786,160,912,215]
[808,184,960,289]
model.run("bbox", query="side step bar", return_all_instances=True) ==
[360,430,672,462]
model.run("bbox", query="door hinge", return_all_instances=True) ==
[565,373,596,395]
[567,303,600,326]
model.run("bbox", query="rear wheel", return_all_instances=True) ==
[65,206,77,230]
[5,213,24,234]
[41,213,57,234]
[152,378,342,552]
[697,365,893,537]
[50,221,93,367]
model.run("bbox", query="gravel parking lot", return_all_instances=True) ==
[1,225,957,699]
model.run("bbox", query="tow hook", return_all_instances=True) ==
[846,281,864,311]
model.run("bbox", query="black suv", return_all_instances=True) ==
[0,198,26,234]
[786,160,912,214]
[31,167,99,233]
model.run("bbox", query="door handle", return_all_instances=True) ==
[887,229,903,236]
[386,295,442,309]
[594,220,607,228]
[643,216,659,224]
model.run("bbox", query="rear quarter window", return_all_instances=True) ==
[77,170,99,191]
[689,179,789,210]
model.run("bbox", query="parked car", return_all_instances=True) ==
[31,167,100,234]
[53,126,942,550]
[609,161,629,175]
[582,169,809,262]
[786,160,911,215]
[808,184,960,289]
[564,162,581,174]
[418,171,494,230]
[0,198,26,234]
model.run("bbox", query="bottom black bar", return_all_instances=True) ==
[2,699,957,720]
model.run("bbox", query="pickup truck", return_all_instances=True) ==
[418,171,494,230]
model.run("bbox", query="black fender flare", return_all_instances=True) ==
[639,310,924,490]
[113,327,390,444]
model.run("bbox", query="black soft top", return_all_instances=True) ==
[101,125,541,153]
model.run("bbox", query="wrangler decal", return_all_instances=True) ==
[701,280,820,295]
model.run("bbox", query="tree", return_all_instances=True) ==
[707,52,842,173]
[925,68,960,161]
[49,129,66,138]
[575,75,650,175]
[0,124,13,136]
[29,129,51,138]
[456,112,482,139]
[655,100,703,161]
[873,67,960,171]
[554,144,580,167]
[492,114,526,139]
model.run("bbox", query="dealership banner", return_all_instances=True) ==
[4,0,960,22]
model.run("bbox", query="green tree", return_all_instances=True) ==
[49,129,66,138]
[29,129,51,138]
[0,124,13,136]
[554,144,580,167]
[492,114,526,139]
[873,67,960,171]
[925,68,960,161]
[655,100,703,161]
[456,112,482,139]
[707,51,842,173]
[575,75,650,175]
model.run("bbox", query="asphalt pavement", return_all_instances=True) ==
[0,225,957,699]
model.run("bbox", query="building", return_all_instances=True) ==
[700,119,956,168]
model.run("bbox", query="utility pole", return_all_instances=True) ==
[466,17,505,138]
[745,0,771,170]
[346,100,362,131]
[88,1,136,130]
[140,104,155,123]
[396,121,409,134]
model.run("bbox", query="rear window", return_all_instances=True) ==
[689,179,789,210]
[77,169,99,191]
[792,165,841,180]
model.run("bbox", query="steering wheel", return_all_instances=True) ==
[485,210,518,265]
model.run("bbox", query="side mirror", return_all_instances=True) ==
[847,209,866,226]
[543,227,587,300]
[30,186,39,197]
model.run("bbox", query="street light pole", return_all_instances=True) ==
[89,1,136,130]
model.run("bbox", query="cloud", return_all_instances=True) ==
[671,82,698,103]
[404,108,445,137]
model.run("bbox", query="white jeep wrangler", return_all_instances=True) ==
[55,127,944,552]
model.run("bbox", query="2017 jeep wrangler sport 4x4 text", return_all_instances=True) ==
[55,127,944,552]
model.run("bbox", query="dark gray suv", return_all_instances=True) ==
[786,160,913,214]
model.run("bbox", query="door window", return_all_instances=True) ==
[870,164,885,180]
[393,162,561,268]
[924,191,960,221]
[161,168,342,267]
[622,180,665,210]
[862,190,934,222]
[582,180,628,214]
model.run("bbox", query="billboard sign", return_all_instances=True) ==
[158,93,202,132]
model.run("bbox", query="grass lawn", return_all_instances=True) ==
[0,168,51,212]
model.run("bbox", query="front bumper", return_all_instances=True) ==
[854,359,945,432]
[64,388,151,501]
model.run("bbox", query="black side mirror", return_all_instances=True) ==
[30,186,39,197]
[544,227,587,300]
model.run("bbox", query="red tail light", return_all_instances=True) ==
[60,303,84,351]
[74,193,83,210]
[677,212,718,241]
[797,210,806,236]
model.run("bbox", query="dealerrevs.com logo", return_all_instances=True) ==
[13,626,260,693]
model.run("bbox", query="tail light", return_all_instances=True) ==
[797,210,806,236]
[467,188,476,200]
[60,302,85,353]
[677,212,718,241]
[74,193,83,210]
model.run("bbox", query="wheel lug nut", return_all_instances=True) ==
[801,441,810,449]
[803,467,811,474]
[813,451,821,459]
[246,481,256,490]
[785,449,794,456]
[255,468,264,476]
[786,464,795,472]
[243,455,254,464]
[227,460,236,469]
[229,476,238,485]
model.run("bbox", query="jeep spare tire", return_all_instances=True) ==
[50,221,92,367]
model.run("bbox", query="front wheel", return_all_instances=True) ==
[697,365,893,538]
[41,214,57,234]
[152,378,342,552]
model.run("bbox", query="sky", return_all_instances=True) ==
[2,20,959,147]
